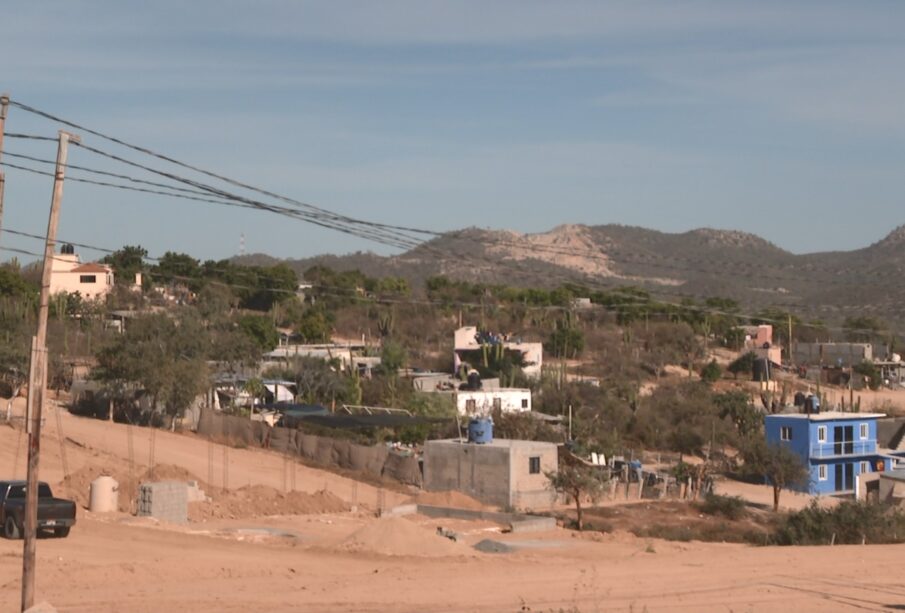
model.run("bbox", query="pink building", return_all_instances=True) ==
[49,245,115,300]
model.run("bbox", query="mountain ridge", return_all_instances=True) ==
[235,223,905,324]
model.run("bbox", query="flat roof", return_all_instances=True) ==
[426,438,557,449]
[768,411,886,421]
[880,469,905,483]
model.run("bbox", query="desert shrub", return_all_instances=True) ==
[696,493,747,521]
[700,359,721,384]
[772,501,905,546]
[727,352,756,379]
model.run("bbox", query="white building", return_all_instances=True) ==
[262,343,381,374]
[455,388,531,416]
[49,245,115,300]
[454,326,543,379]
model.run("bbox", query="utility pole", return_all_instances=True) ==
[0,93,10,242]
[21,130,79,613]
[788,314,793,368]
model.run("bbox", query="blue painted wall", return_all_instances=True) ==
[764,414,889,494]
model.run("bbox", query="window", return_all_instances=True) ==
[79,275,96,284]
[529,456,541,474]
[818,465,827,481]
[521,398,529,409]
[817,426,827,443]
[860,461,871,474]
[780,427,792,441]
[493,398,502,411]
[860,423,869,440]
[465,399,476,413]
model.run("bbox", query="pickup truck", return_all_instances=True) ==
[0,481,77,539]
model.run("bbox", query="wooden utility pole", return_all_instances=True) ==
[788,314,793,367]
[0,93,10,241]
[21,130,79,613]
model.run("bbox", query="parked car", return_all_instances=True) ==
[0,480,77,539]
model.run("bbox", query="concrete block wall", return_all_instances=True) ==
[508,442,558,511]
[138,481,188,524]
[423,441,511,508]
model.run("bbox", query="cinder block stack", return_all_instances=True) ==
[137,481,189,524]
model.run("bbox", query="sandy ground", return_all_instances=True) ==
[2,398,905,611]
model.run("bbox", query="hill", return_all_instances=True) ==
[235,223,905,325]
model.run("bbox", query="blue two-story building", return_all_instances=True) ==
[765,412,894,495]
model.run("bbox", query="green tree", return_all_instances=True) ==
[296,307,332,343]
[547,464,607,531]
[741,438,809,511]
[238,314,279,351]
[379,339,407,377]
[154,251,201,288]
[843,316,886,343]
[0,266,37,299]
[102,245,148,285]
[264,356,348,406]
[546,325,585,359]
[0,310,31,418]
[243,377,266,408]
[93,312,209,419]
[700,359,722,384]
[727,352,756,380]
[853,360,881,390]
[714,390,761,440]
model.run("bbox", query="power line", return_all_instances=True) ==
[1,224,901,339]
[5,155,903,324]
[5,101,437,241]
[5,102,902,318]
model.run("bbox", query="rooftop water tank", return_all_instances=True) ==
[467,418,493,444]
[89,476,119,513]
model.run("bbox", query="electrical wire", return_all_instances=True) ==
[4,103,903,327]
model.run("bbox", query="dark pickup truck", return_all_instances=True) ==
[0,481,76,539]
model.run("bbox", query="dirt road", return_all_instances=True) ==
[2,399,905,611]
[1,512,904,612]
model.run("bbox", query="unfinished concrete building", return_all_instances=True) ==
[422,438,558,511]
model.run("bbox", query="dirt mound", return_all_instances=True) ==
[60,462,208,514]
[191,486,349,521]
[336,516,467,557]
[410,490,487,511]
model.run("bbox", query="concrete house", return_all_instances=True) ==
[455,388,531,416]
[49,244,115,300]
[422,438,558,511]
[454,326,543,379]
[792,342,874,367]
[742,324,782,365]
[765,412,893,495]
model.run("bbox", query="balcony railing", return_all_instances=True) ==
[809,441,876,458]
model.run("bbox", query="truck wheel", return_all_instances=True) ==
[53,526,70,538]
[4,517,20,540]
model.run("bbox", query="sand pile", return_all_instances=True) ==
[410,490,487,511]
[191,486,349,521]
[336,516,466,557]
[61,462,206,513]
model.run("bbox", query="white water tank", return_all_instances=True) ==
[89,476,119,513]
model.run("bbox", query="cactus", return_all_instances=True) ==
[377,309,395,337]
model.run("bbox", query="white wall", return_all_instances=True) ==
[49,253,115,300]
[456,388,531,416]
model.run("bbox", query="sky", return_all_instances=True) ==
[2,1,905,263]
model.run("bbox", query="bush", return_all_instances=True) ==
[700,360,721,384]
[772,501,905,546]
[727,352,756,379]
[696,493,747,521]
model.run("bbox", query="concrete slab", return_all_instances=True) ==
[509,517,557,533]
